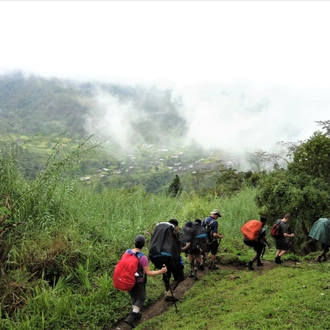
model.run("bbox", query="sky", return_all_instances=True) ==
[1,1,330,155]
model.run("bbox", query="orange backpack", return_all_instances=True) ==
[240,220,263,241]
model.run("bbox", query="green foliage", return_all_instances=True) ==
[167,175,182,197]
[0,144,262,329]
[290,131,330,181]
[256,132,330,252]
[0,72,188,145]
[216,168,243,196]
[2,88,330,329]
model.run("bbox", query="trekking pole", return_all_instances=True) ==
[288,227,297,265]
[261,245,266,259]
[164,272,178,313]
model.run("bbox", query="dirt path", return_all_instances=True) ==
[107,259,285,330]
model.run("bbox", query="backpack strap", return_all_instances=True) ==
[131,250,144,278]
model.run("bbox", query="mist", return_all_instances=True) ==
[84,80,329,162]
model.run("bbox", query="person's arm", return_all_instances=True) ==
[143,264,167,276]
[212,222,223,239]
[263,237,270,246]
[181,242,191,251]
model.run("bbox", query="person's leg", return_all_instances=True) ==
[316,244,329,261]
[280,250,288,257]
[276,241,290,263]
[243,240,257,270]
[165,267,184,301]
[208,241,219,270]
[194,254,202,279]
[128,287,138,311]
[248,243,260,270]
[323,245,329,261]
[256,243,265,266]
[163,271,171,295]
[275,240,284,263]
[125,284,145,327]
[189,257,195,278]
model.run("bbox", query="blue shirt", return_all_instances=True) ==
[202,216,219,235]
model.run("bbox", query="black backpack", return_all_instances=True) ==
[202,217,216,241]
[149,222,181,270]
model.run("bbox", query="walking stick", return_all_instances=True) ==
[261,245,266,259]
[287,227,297,265]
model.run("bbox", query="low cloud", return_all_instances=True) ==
[83,80,329,167]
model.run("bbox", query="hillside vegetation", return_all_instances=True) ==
[1,72,330,329]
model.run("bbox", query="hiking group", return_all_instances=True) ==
[113,210,330,329]
[113,209,223,328]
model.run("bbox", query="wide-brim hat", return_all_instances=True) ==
[211,209,221,217]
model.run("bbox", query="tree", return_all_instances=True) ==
[247,149,281,172]
[255,130,330,253]
[315,120,330,136]
[167,175,182,197]
[289,132,330,182]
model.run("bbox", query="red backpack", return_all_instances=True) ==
[113,249,144,291]
[241,220,263,241]
[271,220,284,239]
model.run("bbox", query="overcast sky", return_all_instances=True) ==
[1,1,330,154]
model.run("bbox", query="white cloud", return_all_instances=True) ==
[1,1,330,87]
[1,1,330,157]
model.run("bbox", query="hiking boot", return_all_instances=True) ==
[247,261,254,270]
[164,294,179,302]
[257,261,264,266]
[199,264,205,271]
[125,312,139,328]
[275,256,282,264]
[193,267,199,280]
[188,270,194,278]
[208,262,219,270]
[135,312,142,320]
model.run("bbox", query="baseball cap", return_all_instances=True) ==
[135,235,145,244]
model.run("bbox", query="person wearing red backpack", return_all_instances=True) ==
[124,235,167,328]
[241,216,269,270]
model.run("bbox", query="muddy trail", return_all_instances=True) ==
[106,259,301,330]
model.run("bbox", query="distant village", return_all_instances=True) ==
[79,143,237,182]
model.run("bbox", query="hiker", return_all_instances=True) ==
[182,220,205,280]
[202,209,223,270]
[241,217,269,270]
[193,218,208,270]
[274,214,295,264]
[308,218,330,262]
[149,219,189,302]
[124,235,167,328]
[163,219,190,301]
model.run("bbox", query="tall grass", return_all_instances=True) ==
[1,182,263,329]
[2,138,323,329]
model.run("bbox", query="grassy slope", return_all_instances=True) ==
[139,262,330,330]
[2,171,329,329]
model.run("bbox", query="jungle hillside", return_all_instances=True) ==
[1,72,330,329]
